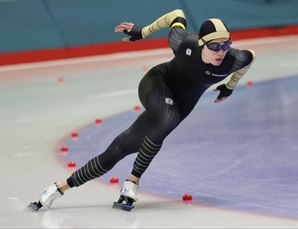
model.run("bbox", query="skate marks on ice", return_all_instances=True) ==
[25,194,297,229]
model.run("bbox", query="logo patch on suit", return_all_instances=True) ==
[165,98,173,105]
[205,71,227,77]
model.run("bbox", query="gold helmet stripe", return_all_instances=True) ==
[198,18,230,46]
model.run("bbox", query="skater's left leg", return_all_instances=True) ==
[30,111,157,211]
[117,84,181,205]
[130,84,181,179]
[127,174,140,184]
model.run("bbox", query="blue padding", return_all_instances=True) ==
[1,0,298,53]
[0,0,64,52]
[184,0,298,31]
[45,0,184,46]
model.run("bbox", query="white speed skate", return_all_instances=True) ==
[112,180,139,211]
[28,183,63,211]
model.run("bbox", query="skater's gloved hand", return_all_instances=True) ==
[213,84,233,103]
[115,22,143,42]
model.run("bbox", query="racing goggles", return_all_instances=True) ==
[204,38,232,51]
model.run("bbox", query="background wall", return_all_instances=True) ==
[0,0,297,65]
[1,0,298,53]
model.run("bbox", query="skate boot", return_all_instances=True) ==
[28,183,63,211]
[112,180,139,211]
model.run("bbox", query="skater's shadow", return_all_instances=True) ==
[49,203,111,212]
[38,204,140,228]
[134,199,189,210]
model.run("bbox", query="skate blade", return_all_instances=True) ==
[28,202,42,212]
[112,202,134,211]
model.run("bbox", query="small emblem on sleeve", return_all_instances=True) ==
[205,71,211,75]
[186,49,192,56]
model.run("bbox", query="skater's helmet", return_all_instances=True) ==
[198,18,230,46]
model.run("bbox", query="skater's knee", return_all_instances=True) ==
[108,131,139,157]
[159,109,180,133]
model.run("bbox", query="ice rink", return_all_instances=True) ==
[1,35,297,228]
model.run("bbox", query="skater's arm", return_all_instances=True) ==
[142,9,186,38]
[115,9,186,42]
[213,50,256,103]
[226,50,256,89]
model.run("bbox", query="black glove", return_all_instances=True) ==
[123,25,143,42]
[216,84,233,99]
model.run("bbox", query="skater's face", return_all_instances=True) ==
[201,37,231,66]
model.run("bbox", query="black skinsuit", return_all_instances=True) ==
[67,19,254,187]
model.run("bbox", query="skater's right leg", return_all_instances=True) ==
[53,110,157,193]
[56,181,70,193]
[28,183,64,211]
[65,111,156,188]
[32,112,155,210]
